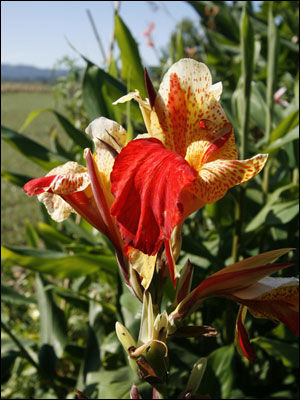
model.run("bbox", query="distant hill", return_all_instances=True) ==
[1,64,68,82]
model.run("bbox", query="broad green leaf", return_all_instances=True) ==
[265,125,299,154]
[120,292,142,329]
[265,200,299,225]
[36,222,73,245]
[88,366,136,399]
[36,273,68,358]
[246,184,298,232]
[1,125,68,170]
[250,81,267,131]
[114,13,146,98]
[201,344,235,399]
[1,170,33,187]
[83,61,112,121]
[252,337,299,368]
[2,245,117,279]
[20,108,93,150]
[268,109,299,143]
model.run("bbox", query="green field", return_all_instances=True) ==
[1,87,66,245]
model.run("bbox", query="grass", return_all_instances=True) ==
[1,85,68,246]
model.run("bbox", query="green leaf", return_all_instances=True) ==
[20,108,93,150]
[114,13,146,98]
[1,283,37,305]
[250,81,267,131]
[1,170,33,187]
[252,337,299,368]
[2,245,117,279]
[264,125,299,154]
[36,222,73,245]
[245,184,298,232]
[87,366,135,399]
[82,58,144,127]
[188,1,240,43]
[201,344,235,399]
[265,2,280,140]
[25,220,39,248]
[36,273,68,358]
[1,125,68,170]
[176,23,184,61]
[268,109,299,143]
[239,2,254,159]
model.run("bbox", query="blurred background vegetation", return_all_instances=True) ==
[1,1,299,399]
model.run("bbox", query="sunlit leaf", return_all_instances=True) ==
[1,125,68,170]
[2,245,117,279]
[114,13,146,98]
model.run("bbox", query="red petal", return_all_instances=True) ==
[111,138,197,256]
[23,175,56,196]
[237,307,256,361]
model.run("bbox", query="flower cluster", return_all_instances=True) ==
[24,59,299,391]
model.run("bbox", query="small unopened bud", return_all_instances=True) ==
[185,358,207,396]
[115,322,136,352]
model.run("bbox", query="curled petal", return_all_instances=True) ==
[234,277,299,335]
[235,305,256,361]
[113,90,152,135]
[172,262,294,321]
[23,162,90,196]
[23,162,95,224]
[189,154,268,204]
[111,138,197,257]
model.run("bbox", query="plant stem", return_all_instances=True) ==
[231,186,245,263]
[1,319,39,370]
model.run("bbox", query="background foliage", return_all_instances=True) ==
[1,1,299,399]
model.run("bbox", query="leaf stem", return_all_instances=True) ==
[231,186,245,263]
[1,319,39,370]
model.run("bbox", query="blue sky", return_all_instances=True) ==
[1,1,200,69]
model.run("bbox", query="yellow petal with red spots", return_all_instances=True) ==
[188,154,268,204]
[152,59,228,157]
[230,276,299,335]
[29,161,91,222]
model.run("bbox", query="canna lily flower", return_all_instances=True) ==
[110,58,268,287]
[23,117,151,299]
[169,248,299,361]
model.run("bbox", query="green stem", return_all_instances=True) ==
[231,186,245,263]
[1,320,39,370]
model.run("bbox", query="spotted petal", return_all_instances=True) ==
[188,154,268,203]
[22,162,105,229]
[151,59,229,156]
